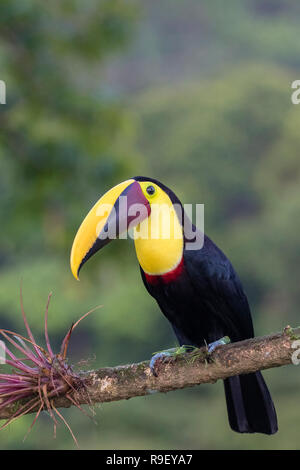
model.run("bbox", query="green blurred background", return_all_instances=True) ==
[0,0,300,449]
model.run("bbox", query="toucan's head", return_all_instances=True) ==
[70,177,184,279]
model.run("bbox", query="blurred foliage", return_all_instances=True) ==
[0,0,138,259]
[0,0,300,450]
[123,64,299,327]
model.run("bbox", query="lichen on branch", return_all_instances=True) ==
[0,292,299,446]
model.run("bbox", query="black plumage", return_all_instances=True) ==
[135,177,278,435]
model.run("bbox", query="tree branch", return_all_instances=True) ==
[0,327,299,420]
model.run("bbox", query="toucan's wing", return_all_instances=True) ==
[184,235,255,341]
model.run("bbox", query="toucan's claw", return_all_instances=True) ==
[207,336,231,354]
[150,345,196,376]
[150,351,174,377]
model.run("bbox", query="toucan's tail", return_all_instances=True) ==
[223,371,278,434]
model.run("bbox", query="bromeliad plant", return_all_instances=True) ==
[0,290,99,446]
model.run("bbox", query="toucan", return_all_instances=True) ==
[70,176,278,435]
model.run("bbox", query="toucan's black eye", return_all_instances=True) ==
[146,185,155,196]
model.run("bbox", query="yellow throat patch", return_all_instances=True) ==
[133,181,183,275]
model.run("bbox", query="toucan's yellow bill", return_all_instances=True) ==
[70,179,150,279]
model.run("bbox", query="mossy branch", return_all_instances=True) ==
[0,326,299,421]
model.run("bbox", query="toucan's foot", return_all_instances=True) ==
[150,345,196,377]
[150,350,174,377]
[207,336,231,354]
